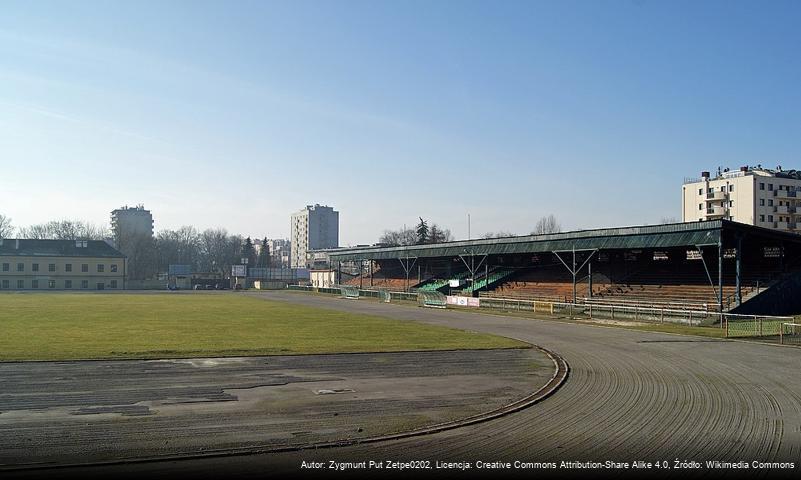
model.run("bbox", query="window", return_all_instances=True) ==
[31,280,39,289]
[81,264,88,272]
[96,282,105,290]
[49,263,56,272]
[65,280,72,289]
[769,215,774,222]
[81,280,89,289]
[65,264,72,272]
[97,264,104,273]
[48,280,56,289]
[760,199,765,206]
[2,263,8,272]
[708,188,713,193]
[729,184,734,192]
[760,215,765,222]
[17,280,24,289]
[729,201,734,207]
[769,184,774,191]
[769,199,774,206]
[110,280,118,289]
[17,263,24,272]
[698,188,702,195]
[699,203,703,210]
[32,263,39,272]
[110,264,117,273]
[760,183,765,190]
[1,279,8,289]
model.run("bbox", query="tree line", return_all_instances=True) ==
[378,214,563,245]
[378,217,454,246]
[0,214,275,280]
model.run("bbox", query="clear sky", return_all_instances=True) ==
[1,0,800,245]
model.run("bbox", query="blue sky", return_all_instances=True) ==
[1,0,800,245]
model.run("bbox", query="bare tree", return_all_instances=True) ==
[660,216,679,224]
[532,214,561,235]
[429,224,453,243]
[198,228,243,276]
[378,227,417,246]
[18,220,109,240]
[155,226,202,271]
[0,214,14,238]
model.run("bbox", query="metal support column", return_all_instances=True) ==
[718,239,724,325]
[572,246,577,304]
[588,260,593,299]
[398,256,418,293]
[369,261,373,287]
[553,247,598,305]
[359,260,363,290]
[735,235,742,306]
[458,251,487,298]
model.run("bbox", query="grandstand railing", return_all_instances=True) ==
[477,295,793,337]
[286,285,795,343]
[287,284,418,302]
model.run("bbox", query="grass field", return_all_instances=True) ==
[0,293,526,361]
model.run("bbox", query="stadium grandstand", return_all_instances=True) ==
[323,220,801,316]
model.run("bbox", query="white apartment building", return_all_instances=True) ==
[682,166,801,233]
[291,204,339,268]
[266,238,291,268]
[111,205,154,239]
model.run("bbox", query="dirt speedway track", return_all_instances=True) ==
[8,290,801,479]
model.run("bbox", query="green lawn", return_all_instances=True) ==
[0,293,526,361]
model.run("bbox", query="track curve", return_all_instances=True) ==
[10,291,801,478]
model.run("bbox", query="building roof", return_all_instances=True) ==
[0,239,126,258]
[321,220,801,261]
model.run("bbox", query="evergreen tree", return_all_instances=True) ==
[415,217,429,244]
[258,238,270,267]
[241,237,256,266]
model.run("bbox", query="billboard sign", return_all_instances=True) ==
[231,265,246,277]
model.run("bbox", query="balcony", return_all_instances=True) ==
[705,191,728,202]
[773,190,798,199]
[774,205,796,215]
[774,221,796,231]
[706,206,727,217]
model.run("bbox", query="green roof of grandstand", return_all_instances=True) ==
[323,220,801,261]
[0,239,125,258]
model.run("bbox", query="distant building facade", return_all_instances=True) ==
[110,204,154,280]
[0,239,126,290]
[266,238,291,268]
[291,204,339,269]
[111,205,154,239]
[683,166,801,233]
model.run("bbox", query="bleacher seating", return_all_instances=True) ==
[486,260,778,310]
[490,266,611,302]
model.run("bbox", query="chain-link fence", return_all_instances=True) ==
[780,323,801,345]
